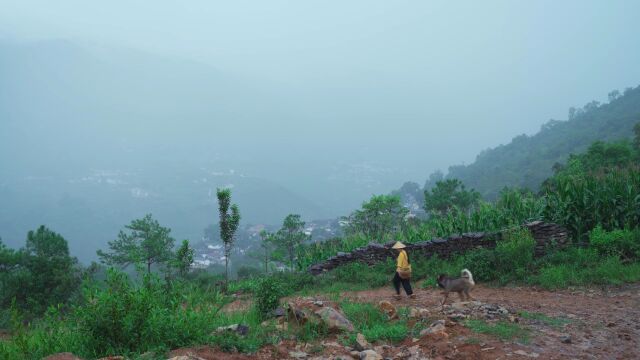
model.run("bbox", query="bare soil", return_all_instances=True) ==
[176,283,640,360]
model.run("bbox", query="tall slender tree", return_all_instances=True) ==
[217,188,241,285]
[259,230,273,273]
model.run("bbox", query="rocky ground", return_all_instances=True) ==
[44,283,640,360]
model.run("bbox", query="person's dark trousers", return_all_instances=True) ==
[392,272,413,295]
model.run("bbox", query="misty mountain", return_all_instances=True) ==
[0,40,416,261]
[444,86,640,198]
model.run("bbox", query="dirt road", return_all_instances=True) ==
[173,283,640,360]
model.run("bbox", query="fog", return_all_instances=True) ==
[1,1,639,260]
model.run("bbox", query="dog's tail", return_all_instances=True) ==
[461,269,475,286]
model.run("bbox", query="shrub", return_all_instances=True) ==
[461,248,497,282]
[75,269,225,356]
[493,229,535,283]
[589,226,640,261]
[254,276,284,319]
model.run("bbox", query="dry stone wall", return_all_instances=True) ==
[308,221,568,275]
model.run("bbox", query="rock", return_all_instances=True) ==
[215,323,249,336]
[359,349,383,360]
[351,351,361,357]
[560,334,572,344]
[288,303,311,324]
[406,345,422,359]
[354,333,370,351]
[236,324,249,336]
[447,313,468,321]
[43,353,84,360]
[408,307,429,319]
[289,351,309,359]
[315,307,355,332]
[513,350,540,358]
[273,307,286,317]
[167,356,205,360]
[378,301,398,320]
[420,320,447,338]
[451,301,474,311]
[313,300,325,306]
[275,321,289,331]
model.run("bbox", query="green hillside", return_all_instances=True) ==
[446,85,640,198]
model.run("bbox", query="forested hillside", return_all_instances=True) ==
[446,85,640,198]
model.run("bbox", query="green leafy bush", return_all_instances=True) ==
[76,269,224,355]
[254,276,284,319]
[589,226,640,261]
[493,229,535,283]
[461,248,497,282]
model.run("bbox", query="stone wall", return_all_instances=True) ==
[308,221,568,275]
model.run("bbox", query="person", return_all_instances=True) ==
[392,241,415,300]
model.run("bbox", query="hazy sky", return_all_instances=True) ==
[2,1,640,258]
[2,0,640,179]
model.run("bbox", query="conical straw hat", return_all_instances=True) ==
[392,241,406,249]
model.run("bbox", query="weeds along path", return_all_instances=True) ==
[218,283,640,359]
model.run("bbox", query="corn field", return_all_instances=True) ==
[295,189,545,270]
[544,167,640,242]
[295,167,640,269]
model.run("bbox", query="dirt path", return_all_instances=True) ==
[178,283,640,360]
[345,283,640,359]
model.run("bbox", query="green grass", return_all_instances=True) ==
[518,311,570,328]
[464,319,529,343]
[341,301,408,344]
[531,254,640,289]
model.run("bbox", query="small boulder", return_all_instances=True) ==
[359,349,383,360]
[559,334,572,344]
[289,351,309,359]
[513,350,540,358]
[447,313,468,321]
[214,323,249,336]
[315,307,355,332]
[408,307,429,319]
[354,333,370,351]
[378,301,398,320]
[275,320,289,331]
[420,320,447,338]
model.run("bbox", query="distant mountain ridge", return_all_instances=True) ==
[443,85,640,199]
